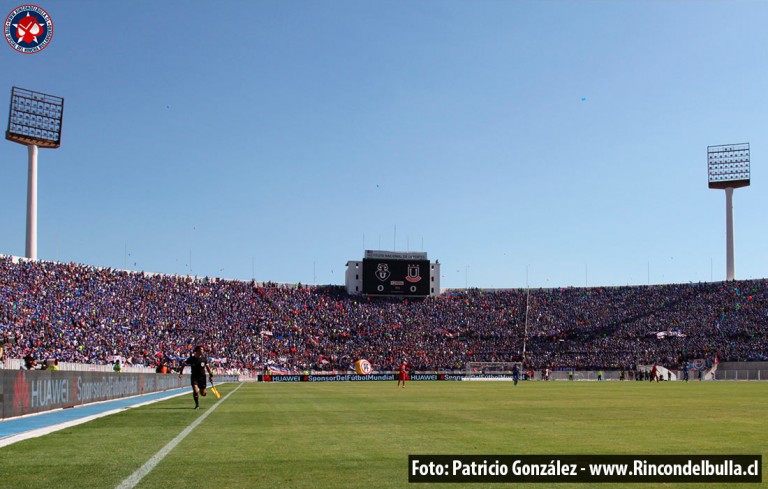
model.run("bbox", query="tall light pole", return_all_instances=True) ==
[707,143,750,281]
[260,332,264,376]
[5,87,64,260]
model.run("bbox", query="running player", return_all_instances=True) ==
[179,345,214,409]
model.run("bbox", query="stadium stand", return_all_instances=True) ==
[1,255,766,373]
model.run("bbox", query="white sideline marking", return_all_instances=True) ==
[0,390,190,449]
[115,383,242,489]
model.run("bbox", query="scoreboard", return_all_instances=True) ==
[362,258,431,296]
[346,250,438,297]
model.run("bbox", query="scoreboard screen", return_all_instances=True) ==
[362,258,430,296]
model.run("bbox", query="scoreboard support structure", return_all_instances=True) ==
[345,250,441,297]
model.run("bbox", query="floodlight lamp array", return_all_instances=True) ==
[6,87,64,148]
[707,143,750,189]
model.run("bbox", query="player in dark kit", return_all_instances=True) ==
[179,345,214,409]
[512,364,520,386]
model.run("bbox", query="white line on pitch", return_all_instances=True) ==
[115,383,243,489]
[0,389,190,449]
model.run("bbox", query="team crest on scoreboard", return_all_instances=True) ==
[5,5,54,54]
[405,264,423,283]
[375,263,391,282]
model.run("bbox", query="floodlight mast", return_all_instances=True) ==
[26,145,38,259]
[5,87,64,260]
[707,143,750,281]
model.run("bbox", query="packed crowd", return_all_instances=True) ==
[1,256,766,372]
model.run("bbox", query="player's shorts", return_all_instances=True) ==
[192,376,207,390]
[398,372,407,381]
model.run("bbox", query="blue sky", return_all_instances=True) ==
[1,1,766,289]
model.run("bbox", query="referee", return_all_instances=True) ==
[179,345,214,409]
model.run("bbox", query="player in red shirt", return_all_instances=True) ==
[397,361,408,388]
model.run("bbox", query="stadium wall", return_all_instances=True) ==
[714,362,768,380]
[0,370,234,420]
[259,365,768,382]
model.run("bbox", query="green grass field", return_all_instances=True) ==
[1,381,765,489]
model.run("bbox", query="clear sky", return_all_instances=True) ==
[1,1,766,290]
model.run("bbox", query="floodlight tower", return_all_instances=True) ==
[5,87,64,260]
[707,143,750,281]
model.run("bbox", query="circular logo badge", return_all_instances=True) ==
[5,5,53,54]
[354,359,373,375]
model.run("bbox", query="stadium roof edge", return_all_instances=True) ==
[1,254,761,292]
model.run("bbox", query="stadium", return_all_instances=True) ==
[1,251,766,487]
[1,252,766,377]
[2,2,768,488]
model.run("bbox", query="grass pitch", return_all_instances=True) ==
[0,381,765,489]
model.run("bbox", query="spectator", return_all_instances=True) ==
[0,255,765,372]
[21,354,37,370]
